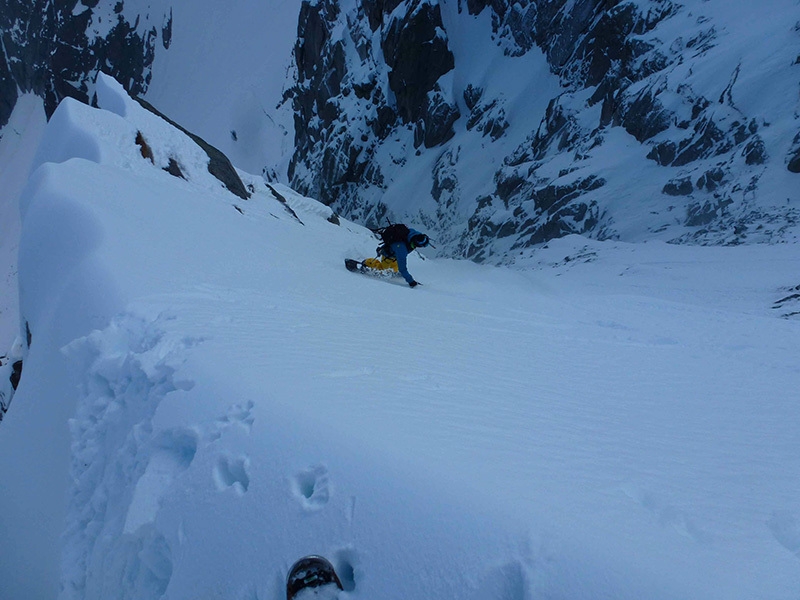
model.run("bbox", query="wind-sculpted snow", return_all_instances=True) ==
[1,76,800,600]
[0,95,46,419]
[60,314,197,600]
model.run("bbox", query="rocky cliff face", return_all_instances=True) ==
[286,0,800,262]
[287,0,461,221]
[0,0,171,127]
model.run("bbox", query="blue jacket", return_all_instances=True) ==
[386,228,426,285]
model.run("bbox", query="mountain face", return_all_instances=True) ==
[3,0,799,263]
[286,0,800,261]
[0,0,171,125]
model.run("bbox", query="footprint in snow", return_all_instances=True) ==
[332,547,359,592]
[217,400,255,431]
[768,511,800,558]
[207,400,255,442]
[620,484,711,543]
[124,427,199,533]
[291,464,331,510]
[469,560,530,600]
[214,454,251,495]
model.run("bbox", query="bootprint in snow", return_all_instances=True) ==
[345,222,432,288]
[287,555,343,600]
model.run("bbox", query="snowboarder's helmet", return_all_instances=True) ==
[411,233,429,248]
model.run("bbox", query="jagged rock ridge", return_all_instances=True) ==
[286,0,800,262]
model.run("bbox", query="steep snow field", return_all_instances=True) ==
[142,0,300,178]
[0,95,46,357]
[0,78,799,600]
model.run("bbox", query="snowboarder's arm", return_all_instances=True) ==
[390,242,416,285]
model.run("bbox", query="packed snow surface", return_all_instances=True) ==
[0,76,799,600]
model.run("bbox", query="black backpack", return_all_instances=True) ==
[376,223,410,247]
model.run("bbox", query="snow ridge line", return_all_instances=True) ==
[59,313,197,600]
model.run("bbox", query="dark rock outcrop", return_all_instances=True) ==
[381,0,455,123]
[164,158,185,179]
[134,97,250,200]
[788,132,800,173]
[1,0,166,129]
[663,177,694,197]
[10,360,22,391]
[465,85,509,141]
[287,0,459,213]
[418,86,460,148]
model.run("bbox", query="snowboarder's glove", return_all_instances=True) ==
[409,280,418,288]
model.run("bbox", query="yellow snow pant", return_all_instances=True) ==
[363,256,399,272]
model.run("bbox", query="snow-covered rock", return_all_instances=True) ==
[0,0,171,126]
[285,0,800,259]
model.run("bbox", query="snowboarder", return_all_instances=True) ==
[361,223,431,287]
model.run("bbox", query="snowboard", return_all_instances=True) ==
[286,555,343,600]
[344,258,402,279]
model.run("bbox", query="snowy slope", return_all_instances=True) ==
[1,77,799,600]
[142,0,301,177]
